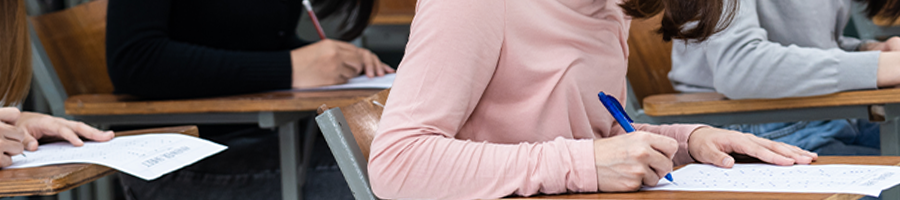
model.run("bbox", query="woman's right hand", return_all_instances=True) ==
[593,131,678,192]
[0,108,26,168]
[290,39,395,88]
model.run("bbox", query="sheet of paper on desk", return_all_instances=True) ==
[294,73,395,91]
[643,164,900,197]
[7,134,227,181]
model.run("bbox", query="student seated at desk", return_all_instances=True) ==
[0,0,113,168]
[105,0,391,199]
[670,0,900,155]
[369,0,818,199]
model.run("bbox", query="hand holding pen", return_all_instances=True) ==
[592,92,679,191]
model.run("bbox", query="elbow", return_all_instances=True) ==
[712,82,755,100]
[367,148,405,199]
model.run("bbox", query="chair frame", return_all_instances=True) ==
[316,107,378,200]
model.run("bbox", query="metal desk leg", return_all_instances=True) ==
[881,104,900,156]
[881,104,900,199]
[298,118,318,190]
[57,190,74,200]
[93,174,114,200]
[75,182,93,200]
[279,121,302,200]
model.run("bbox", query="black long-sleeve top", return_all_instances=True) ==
[106,0,309,99]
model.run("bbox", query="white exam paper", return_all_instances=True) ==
[8,133,227,181]
[643,164,900,197]
[295,74,395,91]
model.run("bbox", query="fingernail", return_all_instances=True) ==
[723,157,734,166]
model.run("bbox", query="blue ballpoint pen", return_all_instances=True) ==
[598,91,674,183]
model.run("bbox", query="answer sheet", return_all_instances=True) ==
[295,73,395,91]
[7,133,227,181]
[643,164,900,197]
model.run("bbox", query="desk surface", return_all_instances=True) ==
[0,126,198,197]
[643,88,900,117]
[64,89,382,115]
[513,156,900,200]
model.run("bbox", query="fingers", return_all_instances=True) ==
[697,142,736,168]
[22,132,37,151]
[631,132,675,186]
[0,107,20,124]
[0,155,10,168]
[1,124,24,144]
[731,134,795,166]
[332,41,364,74]
[384,63,396,73]
[638,132,678,160]
[56,125,84,147]
[750,136,816,164]
[361,49,376,78]
[69,121,114,142]
[368,51,390,77]
[0,135,23,158]
[643,148,673,186]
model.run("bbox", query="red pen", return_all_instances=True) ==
[302,0,327,40]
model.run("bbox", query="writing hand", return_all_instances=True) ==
[0,108,25,167]
[593,131,678,192]
[688,127,817,168]
[290,39,394,88]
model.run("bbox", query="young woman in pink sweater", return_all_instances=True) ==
[369,0,818,199]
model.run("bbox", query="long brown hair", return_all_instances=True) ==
[858,0,900,22]
[313,0,375,41]
[622,0,900,42]
[620,0,739,42]
[0,0,32,107]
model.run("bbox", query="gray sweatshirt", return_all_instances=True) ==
[669,0,880,99]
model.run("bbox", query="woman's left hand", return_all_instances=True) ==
[688,127,818,168]
[16,112,114,151]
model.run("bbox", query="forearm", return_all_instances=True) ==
[107,39,293,99]
[368,132,597,199]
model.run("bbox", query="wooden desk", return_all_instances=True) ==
[514,156,900,200]
[0,126,198,197]
[64,89,382,200]
[371,0,416,25]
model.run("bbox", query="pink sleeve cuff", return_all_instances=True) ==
[568,139,599,192]
[672,124,709,165]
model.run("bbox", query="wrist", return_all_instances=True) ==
[877,52,900,87]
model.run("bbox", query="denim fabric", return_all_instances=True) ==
[118,123,353,200]
[719,119,880,155]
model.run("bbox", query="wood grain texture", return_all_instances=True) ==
[29,0,113,96]
[0,125,197,197]
[65,89,382,115]
[513,156,900,200]
[626,13,677,107]
[320,89,389,160]
[643,88,900,116]
[371,0,415,25]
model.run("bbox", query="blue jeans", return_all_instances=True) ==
[719,119,880,155]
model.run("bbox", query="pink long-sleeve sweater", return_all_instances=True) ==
[368,0,704,199]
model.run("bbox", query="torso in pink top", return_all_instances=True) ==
[369,0,703,199]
